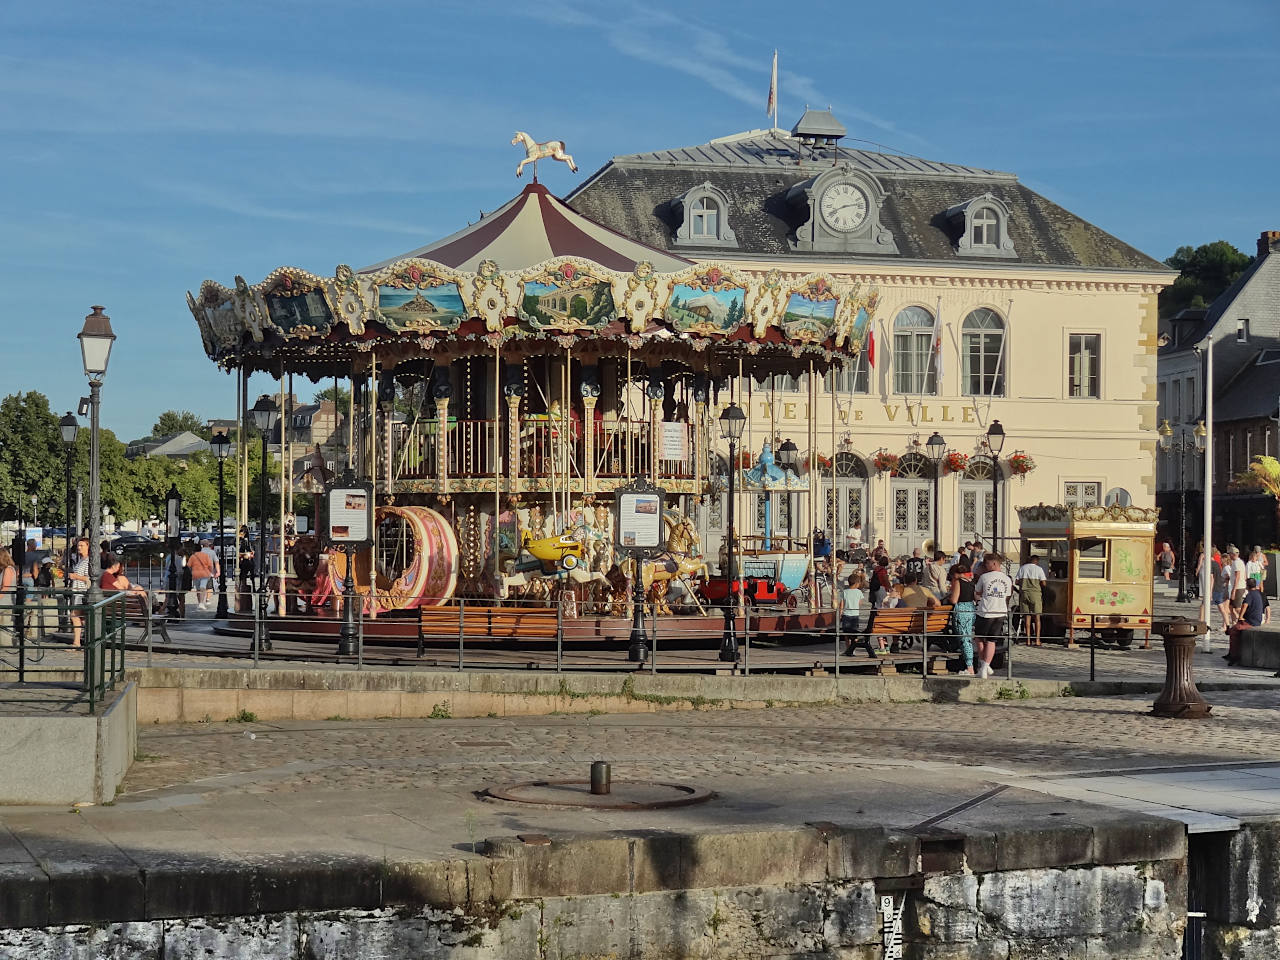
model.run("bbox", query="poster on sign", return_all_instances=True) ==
[326,485,373,545]
[660,422,686,461]
[616,491,664,549]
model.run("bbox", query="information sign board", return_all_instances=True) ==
[326,484,373,546]
[615,478,667,551]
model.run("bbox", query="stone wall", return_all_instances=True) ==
[0,819,1190,958]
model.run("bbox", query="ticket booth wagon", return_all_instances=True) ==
[1016,504,1160,647]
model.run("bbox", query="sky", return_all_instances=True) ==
[1,0,1276,441]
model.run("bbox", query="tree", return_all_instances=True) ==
[0,392,64,525]
[1242,456,1280,539]
[152,410,208,439]
[312,384,351,409]
[1159,241,1254,318]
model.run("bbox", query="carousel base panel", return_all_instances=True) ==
[214,607,835,647]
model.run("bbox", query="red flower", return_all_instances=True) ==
[407,266,422,282]
[282,276,293,289]
[814,279,827,293]
[706,268,722,285]
[561,263,576,281]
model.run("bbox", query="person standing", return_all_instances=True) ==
[66,537,90,648]
[838,570,868,657]
[1015,554,1048,645]
[1227,546,1248,628]
[22,538,48,591]
[904,548,925,581]
[1158,540,1175,582]
[946,557,976,675]
[969,540,985,568]
[973,554,1013,679]
[188,542,216,611]
[0,548,16,648]
[926,550,950,600]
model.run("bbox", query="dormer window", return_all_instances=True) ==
[691,197,719,239]
[673,182,737,248]
[970,206,999,247]
[946,193,1017,259]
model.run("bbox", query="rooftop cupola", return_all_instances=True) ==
[790,107,846,153]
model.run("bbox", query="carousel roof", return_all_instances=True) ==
[361,183,691,274]
[189,179,878,380]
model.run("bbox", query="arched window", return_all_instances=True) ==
[963,455,998,481]
[691,197,719,238]
[970,207,999,247]
[961,308,1005,397]
[895,451,935,479]
[834,451,868,478]
[674,182,737,248]
[892,306,937,395]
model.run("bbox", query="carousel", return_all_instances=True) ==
[187,137,878,645]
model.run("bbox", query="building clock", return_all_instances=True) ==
[818,181,869,233]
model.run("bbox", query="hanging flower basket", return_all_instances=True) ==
[1008,452,1036,476]
[738,449,754,469]
[873,451,900,475]
[943,451,969,475]
[812,453,833,473]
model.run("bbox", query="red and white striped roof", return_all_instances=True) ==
[360,183,691,274]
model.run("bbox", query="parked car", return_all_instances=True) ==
[109,532,165,561]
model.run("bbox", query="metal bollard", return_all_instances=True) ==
[589,761,611,795]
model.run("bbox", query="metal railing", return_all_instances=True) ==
[0,588,127,713]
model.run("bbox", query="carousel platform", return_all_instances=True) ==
[212,605,835,647]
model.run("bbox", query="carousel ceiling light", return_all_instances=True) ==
[719,403,747,441]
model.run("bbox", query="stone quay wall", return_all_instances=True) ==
[0,817,1199,958]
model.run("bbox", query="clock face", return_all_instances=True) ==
[819,182,869,233]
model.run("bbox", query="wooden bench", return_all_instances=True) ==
[847,605,954,675]
[415,606,561,646]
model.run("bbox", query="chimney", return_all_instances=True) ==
[1258,230,1280,259]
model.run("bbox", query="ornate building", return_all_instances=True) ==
[568,114,1174,555]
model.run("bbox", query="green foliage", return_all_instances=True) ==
[428,701,452,719]
[228,709,257,723]
[0,392,64,523]
[152,410,208,439]
[312,384,351,409]
[1159,241,1253,318]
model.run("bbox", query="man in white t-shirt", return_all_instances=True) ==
[973,554,1013,678]
[1015,555,1048,645]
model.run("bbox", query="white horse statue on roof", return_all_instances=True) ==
[512,131,578,178]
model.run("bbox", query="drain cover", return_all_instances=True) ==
[484,779,713,810]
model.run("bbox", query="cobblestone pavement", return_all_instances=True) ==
[121,686,1280,801]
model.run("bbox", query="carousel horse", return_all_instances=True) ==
[634,512,710,616]
[512,131,578,177]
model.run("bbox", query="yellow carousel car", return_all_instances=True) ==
[520,529,585,572]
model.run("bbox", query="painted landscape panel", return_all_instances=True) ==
[664,283,745,331]
[521,279,614,326]
[783,292,837,324]
[378,281,466,329]
[267,290,333,333]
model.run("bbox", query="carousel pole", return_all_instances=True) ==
[279,377,287,619]
[239,367,250,612]
[808,360,818,605]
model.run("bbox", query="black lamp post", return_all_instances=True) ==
[986,420,1005,553]
[719,402,747,662]
[210,431,232,618]
[59,413,78,588]
[77,306,116,606]
[165,484,181,621]
[776,438,799,544]
[1160,418,1207,604]
[250,397,279,652]
[926,431,946,552]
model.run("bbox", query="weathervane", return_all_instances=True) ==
[511,131,578,181]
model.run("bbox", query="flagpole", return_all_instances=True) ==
[768,50,779,130]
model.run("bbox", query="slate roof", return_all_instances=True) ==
[1215,353,1280,422]
[566,129,1167,273]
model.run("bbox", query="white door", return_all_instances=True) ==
[890,480,932,556]
[823,478,866,549]
[959,483,994,548]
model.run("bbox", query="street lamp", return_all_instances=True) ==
[926,431,946,552]
[77,305,115,605]
[986,420,1005,553]
[210,431,232,618]
[718,402,747,662]
[1160,418,1207,604]
[250,396,279,652]
[59,413,78,590]
[165,484,182,621]
[776,438,799,544]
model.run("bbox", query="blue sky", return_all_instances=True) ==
[2,0,1276,440]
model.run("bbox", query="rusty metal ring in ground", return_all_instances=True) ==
[483,779,715,810]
